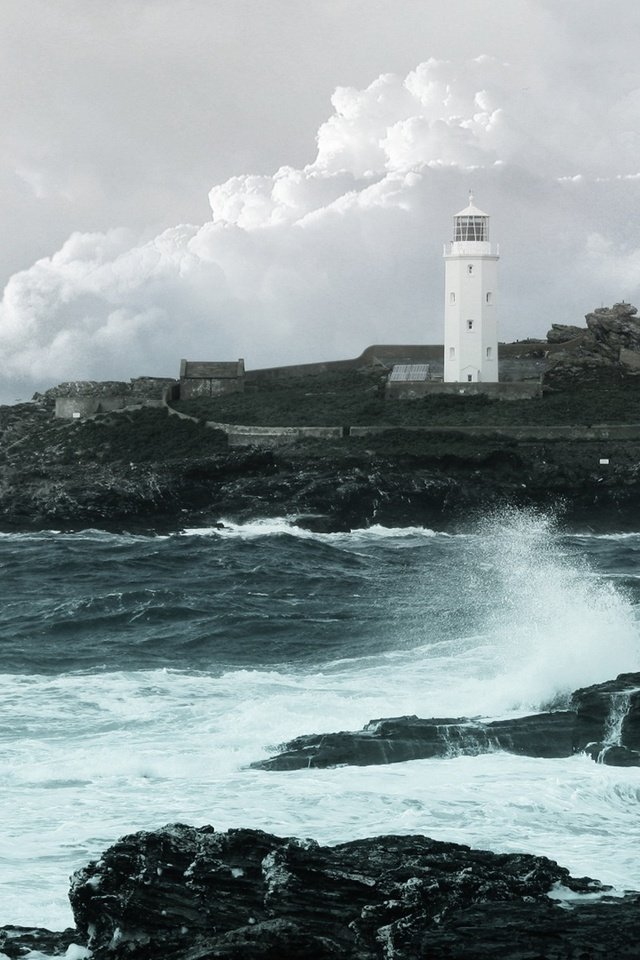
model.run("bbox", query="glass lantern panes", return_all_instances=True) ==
[454,216,488,242]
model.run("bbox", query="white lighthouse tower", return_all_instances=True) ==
[443,194,499,383]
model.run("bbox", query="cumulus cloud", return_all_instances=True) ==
[2,53,640,400]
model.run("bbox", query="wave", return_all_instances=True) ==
[462,506,640,711]
[180,518,442,541]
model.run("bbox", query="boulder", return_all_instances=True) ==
[68,823,621,960]
[585,302,640,359]
[546,323,587,344]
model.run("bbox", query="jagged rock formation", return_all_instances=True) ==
[253,672,640,771]
[545,302,640,384]
[65,823,640,960]
[546,323,587,344]
[585,302,640,358]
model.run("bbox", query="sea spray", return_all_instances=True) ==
[466,506,640,712]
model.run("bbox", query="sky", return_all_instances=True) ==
[2,0,640,402]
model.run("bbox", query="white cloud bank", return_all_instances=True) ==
[2,55,640,399]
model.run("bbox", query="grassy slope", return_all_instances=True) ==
[4,372,640,473]
[0,405,227,468]
[172,370,640,428]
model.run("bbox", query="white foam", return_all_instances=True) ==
[179,518,441,542]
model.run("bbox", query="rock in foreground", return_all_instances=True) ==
[254,672,640,770]
[68,823,640,959]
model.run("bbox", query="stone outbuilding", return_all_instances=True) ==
[179,359,245,400]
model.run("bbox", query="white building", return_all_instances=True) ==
[443,195,499,383]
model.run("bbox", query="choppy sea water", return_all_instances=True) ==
[1,507,640,931]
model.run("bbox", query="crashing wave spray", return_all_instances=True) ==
[468,506,640,711]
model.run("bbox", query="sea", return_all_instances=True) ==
[2,506,640,934]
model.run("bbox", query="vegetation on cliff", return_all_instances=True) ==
[172,369,640,428]
[3,363,640,532]
[0,403,226,470]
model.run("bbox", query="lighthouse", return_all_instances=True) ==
[443,194,499,383]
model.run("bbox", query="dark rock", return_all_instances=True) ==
[255,672,640,771]
[0,925,82,958]
[253,712,577,771]
[68,823,614,960]
[546,323,587,344]
[571,671,640,750]
[583,742,640,766]
[418,896,640,959]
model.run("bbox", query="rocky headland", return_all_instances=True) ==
[0,304,640,531]
[545,301,640,384]
[2,302,640,533]
[3,407,640,533]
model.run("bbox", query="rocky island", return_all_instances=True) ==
[3,303,640,534]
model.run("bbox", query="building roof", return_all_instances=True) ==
[388,363,430,382]
[455,192,489,218]
[181,360,245,379]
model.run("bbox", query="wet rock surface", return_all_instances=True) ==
[254,672,640,771]
[571,671,640,749]
[64,823,631,960]
[0,925,82,958]
[253,712,577,771]
[3,824,639,958]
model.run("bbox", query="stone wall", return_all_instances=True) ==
[246,342,562,383]
[226,424,344,449]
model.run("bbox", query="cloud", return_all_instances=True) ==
[2,53,640,400]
